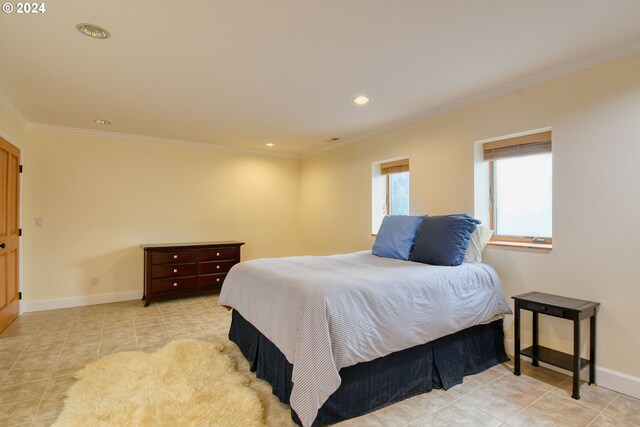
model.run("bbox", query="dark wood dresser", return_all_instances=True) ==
[141,241,244,306]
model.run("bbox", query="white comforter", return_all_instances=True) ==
[219,251,511,427]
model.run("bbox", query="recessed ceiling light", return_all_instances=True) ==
[265,142,275,147]
[352,96,370,105]
[94,119,111,125]
[76,23,110,39]
[329,137,341,142]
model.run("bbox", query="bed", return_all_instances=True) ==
[219,250,511,427]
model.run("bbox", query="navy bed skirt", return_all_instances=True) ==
[229,310,508,426]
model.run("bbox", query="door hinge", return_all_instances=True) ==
[19,228,22,236]
[19,165,23,173]
[19,292,22,300]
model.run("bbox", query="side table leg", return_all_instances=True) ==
[589,314,597,385]
[532,311,539,367]
[514,301,521,376]
[572,316,581,399]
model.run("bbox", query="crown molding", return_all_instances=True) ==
[24,123,300,159]
[0,91,28,127]
[304,42,640,158]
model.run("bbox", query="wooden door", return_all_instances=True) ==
[0,137,20,334]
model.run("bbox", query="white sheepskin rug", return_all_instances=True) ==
[53,339,266,427]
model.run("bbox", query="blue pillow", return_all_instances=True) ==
[409,214,480,266]
[372,215,426,260]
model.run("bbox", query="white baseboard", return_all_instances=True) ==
[20,290,142,313]
[505,339,640,399]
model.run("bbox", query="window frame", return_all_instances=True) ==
[381,159,409,216]
[485,131,552,247]
[372,158,410,235]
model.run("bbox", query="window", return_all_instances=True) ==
[372,158,410,233]
[484,131,552,245]
[382,160,410,216]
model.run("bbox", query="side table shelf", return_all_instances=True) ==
[520,346,589,371]
[512,292,600,400]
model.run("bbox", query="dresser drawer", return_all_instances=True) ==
[197,248,237,261]
[151,250,196,265]
[151,277,197,293]
[151,263,197,279]
[198,273,227,288]
[198,260,237,275]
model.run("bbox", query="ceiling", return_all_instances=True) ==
[1,1,640,155]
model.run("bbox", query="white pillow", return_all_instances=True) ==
[463,224,493,263]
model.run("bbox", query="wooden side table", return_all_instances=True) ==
[512,292,600,400]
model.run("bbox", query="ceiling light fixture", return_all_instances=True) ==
[265,142,275,147]
[76,23,110,39]
[352,96,370,105]
[94,119,111,125]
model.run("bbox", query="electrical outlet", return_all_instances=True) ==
[90,276,99,286]
[35,217,44,227]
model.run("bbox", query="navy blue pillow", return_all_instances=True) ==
[372,215,426,260]
[409,214,480,266]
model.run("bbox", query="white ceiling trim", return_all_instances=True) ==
[304,40,640,158]
[24,123,300,159]
[0,91,28,128]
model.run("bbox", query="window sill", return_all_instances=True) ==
[487,240,552,250]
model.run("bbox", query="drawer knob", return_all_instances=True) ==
[216,278,220,282]
[216,252,220,256]
[173,269,178,273]
[216,265,221,269]
[173,282,178,287]
[173,255,178,259]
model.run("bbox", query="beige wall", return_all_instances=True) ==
[1,52,639,381]
[20,128,300,302]
[299,54,640,378]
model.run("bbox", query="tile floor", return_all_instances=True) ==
[1,295,639,427]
